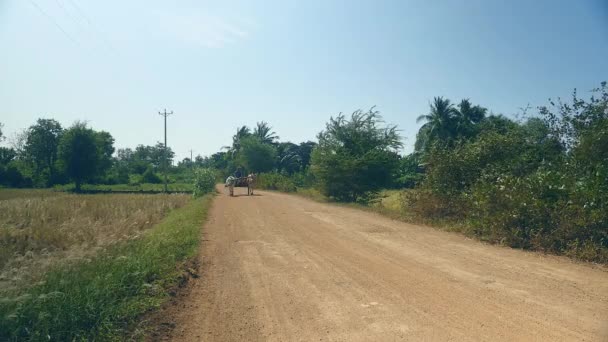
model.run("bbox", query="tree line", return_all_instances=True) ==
[0,120,199,190]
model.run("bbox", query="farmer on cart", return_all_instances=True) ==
[234,167,243,179]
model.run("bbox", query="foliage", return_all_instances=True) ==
[256,172,297,192]
[57,122,101,191]
[236,136,277,173]
[142,165,162,184]
[405,83,608,262]
[253,121,279,144]
[395,152,424,188]
[0,194,213,341]
[415,97,487,152]
[23,119,63,186]
[193,168,217,197]
[311,107,402,201]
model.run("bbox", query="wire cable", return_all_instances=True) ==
[28,0,81,47]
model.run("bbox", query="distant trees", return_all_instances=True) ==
[57,122,114,191]
[23,119,63,186]
[114,143,174,175]
[311,107,402,201]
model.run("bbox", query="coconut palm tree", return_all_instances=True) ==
[223,126,251,157]
[253,121,279,145]
[415,97,459,151]
[455,99,487,139]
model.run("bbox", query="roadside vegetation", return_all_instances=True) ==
[0,192,214,340]
[202,83,608,263]
[0,82,605,268]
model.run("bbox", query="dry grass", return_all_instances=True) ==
[0,193,190,292]
[0,188,61,201]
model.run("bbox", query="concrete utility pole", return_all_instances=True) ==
[189,149,194,167]
[159,109,173,193]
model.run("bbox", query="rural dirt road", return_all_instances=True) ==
[167,187,608,341]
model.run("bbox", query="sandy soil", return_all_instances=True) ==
[167,187,608,341]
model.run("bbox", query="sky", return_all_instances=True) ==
[1,0,607,161]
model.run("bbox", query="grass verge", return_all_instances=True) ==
[0,193,214,341]
[54,183,194,193]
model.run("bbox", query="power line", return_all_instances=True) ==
[65,0,117,55]
[29,0,81,47]
[55,0,87,35]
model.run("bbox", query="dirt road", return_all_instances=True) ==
[168,187,608,341]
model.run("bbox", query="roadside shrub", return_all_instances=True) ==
[311,108,402,202]
[257,172,297,192]
[400,188,469,222]
[193,168,216,197]
[142,166,162,184]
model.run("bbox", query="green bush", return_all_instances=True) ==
[311,108,402,202]
[256,172,297,192]
[142,166,162,184]
[193,168,216,197]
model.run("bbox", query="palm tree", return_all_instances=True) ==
[455,99,488,139]
[224,126,251,157]
[253,121,279,144]
[415,97,458,151]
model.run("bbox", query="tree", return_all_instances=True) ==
[415,97,458,152]
[57,122,103,191]
[454,99,487,139]
[0,147,16,166]
[236,136,277,173]
[95,131,115,176]
[0,122,4,141]
[311,107,402,201]
[142,165,162,183]
[227,126,251,156]
[23,119,63,186]
[297,141,317,168]
[253,121,279,144]
[277,142,302,174]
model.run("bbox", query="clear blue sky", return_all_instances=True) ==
[1,0,607,160]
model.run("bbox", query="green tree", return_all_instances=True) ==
[57,122,107,191]
[311,107,402,201]
[23,119,63,186]
[277,142,302,174]
[142,165,162,183]
[253,121,279,144]
[226,126,251,157]
[0,147,16,166]
[236,136,277,173]
[454,99,487,139]
[415,97,458,152]
[95,131,115,176]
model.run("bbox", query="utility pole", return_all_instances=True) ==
[159,109,173,193]
[189,149,193,167]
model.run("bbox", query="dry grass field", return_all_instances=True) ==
[0,191,190,293]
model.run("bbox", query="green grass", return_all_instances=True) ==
[0,193,214,341]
